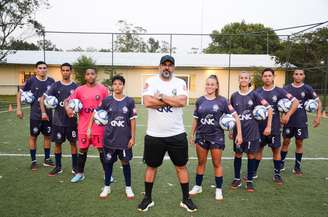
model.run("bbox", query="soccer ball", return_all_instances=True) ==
[94,109,109,126]
[219,113,236,131]
[277,98,292,113]
[20,91,35,104]
[68,99,83,113]
[304,99,318,113]
[253,105,268,120]
[44,95,58,109]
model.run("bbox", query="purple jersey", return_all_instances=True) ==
[256,87,295,135]
[193,96,236,144]
[284,83,318,127]
[22,76,55,120]
[98,96,137,150]
[230,90,269,142]
[45,81,78,127]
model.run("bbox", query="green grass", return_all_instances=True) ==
[0,105,328,217]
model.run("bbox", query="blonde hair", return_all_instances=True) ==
[239,71,252,89]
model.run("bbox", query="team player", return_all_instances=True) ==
[40,63,79,176]
[281,69,321,175]
[189,75,242,200]
[254,68,299,184]
[91,75,137,199]
[230,71,273,192]
[66,68,109,183]
[16,61,55,170]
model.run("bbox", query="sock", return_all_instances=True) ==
[215,176,223,189]
[55,153,62,168]
[104,161,114,186]
[195,174,203,186]
[30,149,36,162]
[254,159,261,173]
[247,159,256,181]
[71,154,77,170]
[77,152,87,173]
[281,151,288,163]
[145,182,153,200]
[234,157,242,179]
[295,152,303,170]
[180,182,190,200]
[99,151,106,172]
[44,148,50,160]
[273,160,281,175]
[123,163,132,187]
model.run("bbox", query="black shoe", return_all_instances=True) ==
[246,181,255,192]
[273,174,283,185]
[180,198,198,212]
[137,197,154,212]
[230,179,242,189]
[292,168,303,176]
[48,167,63,176]
[31,161,37,171]
[280,161,286,171]
[43,158,55,167]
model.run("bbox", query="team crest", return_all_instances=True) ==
[47,85,51,90]
[122,106,128,114]
[172,88,177,96]
[301,92,305,98]
[95,95,100,100]
[57,91,61,94]
[272,95,278,102]
[213,104,219,112]
[70,90,75,95]
[248,100,254,106]
[82,138,87,144]
[33,127,39,133]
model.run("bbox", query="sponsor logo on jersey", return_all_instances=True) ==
[110,116,125,127]
[239,110,252,121]
[200,114,215,125]
[157,106,173,113]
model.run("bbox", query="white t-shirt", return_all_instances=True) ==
[142,75,188,137]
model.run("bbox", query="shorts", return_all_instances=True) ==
[52,125,78,144]
[143,133,188,168]
[30,119,52,137]
[260,134,281,148]
[282,127,308,140]
[195,137,225,150]
[103,147,133,163]
[78,134,104,149]
[233,139,260,153]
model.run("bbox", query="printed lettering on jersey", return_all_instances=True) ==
[239,110,252,121]
[200,114,215,126]
[110,116,125,127]
[157,105,173,113]
[83,107,95,113]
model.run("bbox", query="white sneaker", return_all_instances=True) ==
[125,186,135,199]
[189,185,202,195]
[215,188,223,200]
[99,186,111,198]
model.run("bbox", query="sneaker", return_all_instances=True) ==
[43,158,55,167]
[125,186,135,199]
[180,198,198,212]
[31,161,37,171]
[273,174,283,185]
[70,173,85,183]
[99,186,111,198]
[230,179,242,189]
[246,181,255,192]
[189,185,202,195]
[280,161,286,171]
[72,168,78,175]
[292,168,303,176]
[137,197,155,212]
[215,188,223,200]
[48,167,63,176]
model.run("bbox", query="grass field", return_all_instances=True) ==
[0,105,328,217]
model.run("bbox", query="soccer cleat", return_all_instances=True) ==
[43,158,55,167]
[215,188,223,201]
[280,161,286,171]
[72,168,78,175]
[70,173,85,183]
[31,161,37,171]
[99,186,111,198]
[292,168,303,176]
[137,197,155,212]
[180,198,198,212]
[48,167,63,176]
[273,174,283,185]
[246,181,255,192]
[243,173,258,181]
[230,179,242,189]
[189,185,202,195]
[125,186,135,199]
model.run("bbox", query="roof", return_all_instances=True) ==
[2,50,283,68]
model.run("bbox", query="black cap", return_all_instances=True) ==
[160,55,175,65]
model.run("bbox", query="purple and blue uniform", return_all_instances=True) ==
[21,76,54,137]
[45,81,78,144]
[193,96,236,150]
[230,90,269,153]
[283,83,318,139]
[98,96,137,162]
[256,86,295,148]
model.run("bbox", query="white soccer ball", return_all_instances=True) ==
[304,99,318,113]
[68,99,83,113]
[21,91,35,104]
[219,113,236,131]
[44,95,58,109]
[94,109,109,126]
[253,105,268,120]
[277,98,292,113]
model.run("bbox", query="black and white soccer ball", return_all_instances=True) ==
[68,99,83,113]
[253,105,268,120]
[304,99,318,113]
[277,98,292,113]
[44,95,58,109]
[219,113,236,131]
[94,109,109,126]
[20,91,35,104]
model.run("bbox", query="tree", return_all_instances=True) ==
[204,21,281,54]
[6,39,39,50]
[72,56,96,85]
[37,39,60,51]
[0,0,48,61]
[147,37,160,53]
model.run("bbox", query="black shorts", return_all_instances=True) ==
[234,139,260,153]
[195,138,225,150]
[143,133,188,167]
[260,134,281,148]
[103,147,133,163]
[30,119,52,137]
[282,126,308,140]
[52,125,78,144]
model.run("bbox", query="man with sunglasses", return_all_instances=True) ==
[138,55,197,212]
[16,61,55,170]
[281,69,322,176]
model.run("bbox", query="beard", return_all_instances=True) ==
[160,70,172,79]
